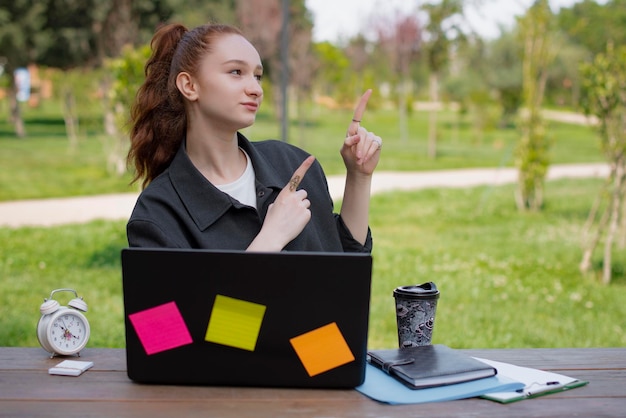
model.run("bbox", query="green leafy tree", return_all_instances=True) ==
[484,30,524,128]
[170,0,237,27]
[552,0,626,109]
[96,0,233,173]
[515,0,557,211]
[313,41,351,97]
[543,37,590,107]
[579,44,626,285]
[442,36,495,142]
[557,0,626,58]
[102,44,151,176]
[0,0,48,137]
[46,68,105,151]
[0,0,177,138]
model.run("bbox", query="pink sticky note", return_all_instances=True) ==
[128,301,193,355]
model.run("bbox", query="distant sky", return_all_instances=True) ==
[305,0,608,42]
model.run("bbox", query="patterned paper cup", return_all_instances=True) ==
[393,282,440,348]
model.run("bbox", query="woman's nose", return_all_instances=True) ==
[246,78,263,97]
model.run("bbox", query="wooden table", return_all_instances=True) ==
[1,347,624,417]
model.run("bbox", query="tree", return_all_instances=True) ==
[553,0,626,108]
[579,44,626,285]
[171,0,237,27]
[286,0,315,145]
[344,35,373,101]
[421,0,465,159]
[543,37,590,107]
[442,35,496,142]
[237,0,282,117]
[514,0,557,211]
[312,41,351,98]
[0,0,49,137]
[103,44,152,176]
[0,0,177,138]
[237,0,312,142]
[484,30,524,128]
[376,11,421,144]
[557,0,626,58]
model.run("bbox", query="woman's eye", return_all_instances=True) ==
[255,74,263,82]
[230,69,242,76]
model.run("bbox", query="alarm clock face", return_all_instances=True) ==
[47,309,90,355]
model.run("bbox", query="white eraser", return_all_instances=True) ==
[48,360,94,376]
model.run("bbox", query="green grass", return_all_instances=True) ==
[367,178,626,349]
[0,220,128,347]
[1,179,624,349]
[1,100,623,350]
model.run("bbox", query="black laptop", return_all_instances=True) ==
[121,248,372,388]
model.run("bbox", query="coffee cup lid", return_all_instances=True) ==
[393,282,440,299]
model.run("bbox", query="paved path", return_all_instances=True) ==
[0,163,610,228]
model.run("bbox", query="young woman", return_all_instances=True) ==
[126,23,382,252]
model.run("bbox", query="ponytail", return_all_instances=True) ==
[128,23,187,188]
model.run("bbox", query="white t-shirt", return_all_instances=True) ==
[215,149,257,209]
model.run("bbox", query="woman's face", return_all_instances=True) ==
[186,33,264,132]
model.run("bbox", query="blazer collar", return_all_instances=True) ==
[168,133,283,230]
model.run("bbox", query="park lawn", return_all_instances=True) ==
[366,178,625,349]
[1,178,624,349]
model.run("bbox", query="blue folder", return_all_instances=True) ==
[355,363,525,405]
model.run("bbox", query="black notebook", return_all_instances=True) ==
[367,344,497,389]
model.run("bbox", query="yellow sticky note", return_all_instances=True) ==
[289,322,355,377]
[205,295,266,351]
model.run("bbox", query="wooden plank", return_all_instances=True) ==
[0,369,362,401]
[463,348,626,370]
[0,369,622,401]
[1,398,625,418]
[0,347,126,371]
[5,347,625,372]
[2,348,625,418]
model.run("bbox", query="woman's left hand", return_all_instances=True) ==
[340,89,382,176]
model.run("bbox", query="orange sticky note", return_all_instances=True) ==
[205,295,266,351]
[289,322,355,377]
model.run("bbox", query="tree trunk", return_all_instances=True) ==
[428,73,439,159]
[9,91,26,138]
[579,161,626,285]
[580,208,607,275]
[601,162,626,284]
[63,90,79,151]
[398,79,409,144]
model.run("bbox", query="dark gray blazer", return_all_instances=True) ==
[127,133,372,252]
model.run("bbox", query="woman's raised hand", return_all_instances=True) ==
[341,89,382,176]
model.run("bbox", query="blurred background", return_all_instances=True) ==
[1,0,622,144]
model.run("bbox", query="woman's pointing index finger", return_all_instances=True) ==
[348,89,372,136]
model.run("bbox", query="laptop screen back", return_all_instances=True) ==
[121,248,372,388]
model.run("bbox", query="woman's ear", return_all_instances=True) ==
[176,72,198,101]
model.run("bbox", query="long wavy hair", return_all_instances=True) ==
[127,22,244,189]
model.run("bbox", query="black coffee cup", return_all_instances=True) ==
[393,282,440,348]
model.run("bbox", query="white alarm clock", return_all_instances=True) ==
[37,288,90,357]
